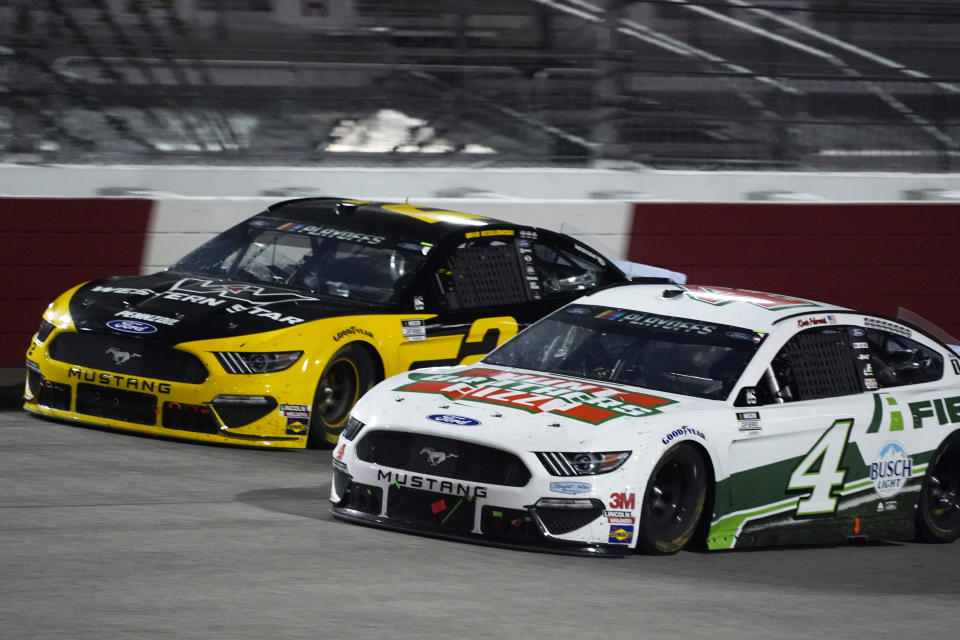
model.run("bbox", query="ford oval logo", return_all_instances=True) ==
[427,414,480,426]
[106,319,157,334]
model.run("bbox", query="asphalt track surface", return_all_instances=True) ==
[3,409,958,640]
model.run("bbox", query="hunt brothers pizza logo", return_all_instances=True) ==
[395,368,675,424]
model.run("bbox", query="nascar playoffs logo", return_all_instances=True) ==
[870,441,914,497]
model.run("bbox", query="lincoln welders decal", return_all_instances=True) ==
[394,367,675,424]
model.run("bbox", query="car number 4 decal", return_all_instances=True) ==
[787,419,853,516]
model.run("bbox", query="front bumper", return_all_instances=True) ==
[24,335,314,448]
[329,461,632,557]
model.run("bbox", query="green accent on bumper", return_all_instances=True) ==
[708,499,798,550]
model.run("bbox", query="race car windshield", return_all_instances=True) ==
[170,219,431,304]
[484,304,766,400]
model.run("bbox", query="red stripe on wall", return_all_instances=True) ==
[1,198,153,366]
[628,202,960,340]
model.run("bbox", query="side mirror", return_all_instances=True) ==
[734,386,759,407]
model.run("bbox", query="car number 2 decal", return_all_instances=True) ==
[786,419,853,516]
[409,317,518,369]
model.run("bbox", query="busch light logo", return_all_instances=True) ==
[870,441,913,497]
[106,319,157,334]
[427,414,480,426]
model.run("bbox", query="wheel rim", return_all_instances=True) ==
[646,453,700,539]
[317,358,359,428]
[925,447,960,532]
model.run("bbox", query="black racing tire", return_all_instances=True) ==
[635,444,708,555]
[307,344,376,449]
[915,432,960,543]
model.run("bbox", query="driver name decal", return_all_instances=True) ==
[395,368,674,424]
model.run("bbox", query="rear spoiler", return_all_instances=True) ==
[896,307,960,356]
[612,259,687,285]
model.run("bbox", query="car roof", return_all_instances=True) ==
[258,197,517,242]
[578,283,850,332]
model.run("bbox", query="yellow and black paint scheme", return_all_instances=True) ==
[23,197,628,447]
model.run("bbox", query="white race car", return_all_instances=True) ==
[329,284,960,555]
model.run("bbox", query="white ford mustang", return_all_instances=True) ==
[329,284,960,555]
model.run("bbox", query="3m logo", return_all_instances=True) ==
[682,286,820,311]
[609,492,636,510]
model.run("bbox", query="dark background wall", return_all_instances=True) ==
[628,202,960,340]
[2,198,152,365]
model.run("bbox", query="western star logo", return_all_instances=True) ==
[682,285,820,311]
[160,278,311,325]
[167,278,318,307]
[394,368,674,424]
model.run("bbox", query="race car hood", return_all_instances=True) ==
[354,364,710,451]
[67,272,388,343]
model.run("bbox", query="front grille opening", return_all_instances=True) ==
[534,500,605,535]
[75,383,157,425]
[162,402,220,434]
[356,431,531,487]
[211,398,278,429]
[480,505,542,543]
[341,480,382,516]
[29,371,71,411]
[386,485,477,533]
[49,332,208,384]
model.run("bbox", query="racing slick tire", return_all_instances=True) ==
[915,432,960,543]
[636,443,708,555]
[308,344,376,448]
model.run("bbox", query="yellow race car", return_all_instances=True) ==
[24,197,636,447]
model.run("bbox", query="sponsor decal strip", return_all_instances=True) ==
[394,367,674,425]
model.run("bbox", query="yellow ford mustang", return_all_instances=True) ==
[24,197,638,447]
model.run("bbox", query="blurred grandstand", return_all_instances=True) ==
[1,0,959,171]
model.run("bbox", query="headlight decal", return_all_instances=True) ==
[35,319,55,344]
[214,351,302,374]
[536,451,631,476]
[341,416,365,441]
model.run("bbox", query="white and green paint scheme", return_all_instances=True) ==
[332,284,960,553]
